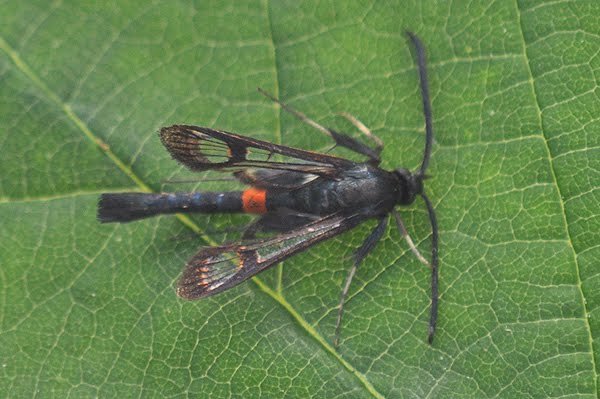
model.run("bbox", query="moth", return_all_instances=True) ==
[98,32,438,346]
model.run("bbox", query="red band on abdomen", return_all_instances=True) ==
[242,188,267,214]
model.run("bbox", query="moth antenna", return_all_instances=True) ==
[420,192,439,344]
[407,31,439,344]
[406,31,433,176]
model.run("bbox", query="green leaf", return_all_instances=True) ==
[1,1,598,397]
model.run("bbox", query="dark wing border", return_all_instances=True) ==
[177,212,368,299]
[160,125,355,177]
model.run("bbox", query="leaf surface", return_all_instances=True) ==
[1,1,598,397]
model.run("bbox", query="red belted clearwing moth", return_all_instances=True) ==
[98,32,439,346]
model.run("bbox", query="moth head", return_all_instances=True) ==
[393,168,425,205]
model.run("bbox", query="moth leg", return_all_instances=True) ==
[258,88,381,163]
[392,210,430,268]
[334,216,388,347]
[242,210,319,240]
[337,112,383,155]
[241,218,263,240]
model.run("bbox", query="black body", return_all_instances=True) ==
[99,164,416,222]
[99,191,245,222]
[268,164,412,216]
[98,32,439,346]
